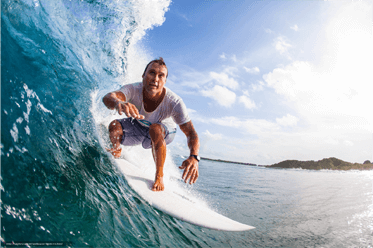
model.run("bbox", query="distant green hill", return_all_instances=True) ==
[267,157,373,170]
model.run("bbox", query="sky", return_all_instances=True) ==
[139,0,372,165]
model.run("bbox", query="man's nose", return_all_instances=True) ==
[154,74,159,82]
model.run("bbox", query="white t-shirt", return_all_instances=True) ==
[119,82,190,128]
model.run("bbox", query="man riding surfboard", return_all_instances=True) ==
[103,58,200,191]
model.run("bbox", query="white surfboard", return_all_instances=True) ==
[116,159,255,231]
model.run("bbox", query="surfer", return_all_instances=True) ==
[103,58,200,191]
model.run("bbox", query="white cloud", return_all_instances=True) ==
[265,28,273,34]
[209,71,239,90]
[170,67,211,90]
[201,85,236,108]
[203,130,223,140]
[186,108,197,116]
[290,24,299,31]
[276,114,299,127]
[244,66,260,74]
[222,66,239,77]
[274,36,292,54]
[263,61,314,101]
[251,81,265,92]
[239,95,256,110]
[190,111,372,164]
[219,53,227,60]
[205,116,281,135]
[263,57,372,132]
[199,130,224,154]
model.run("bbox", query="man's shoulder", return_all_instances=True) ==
[165,87,183,103]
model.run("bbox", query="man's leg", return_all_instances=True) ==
[149,123,166,191]
[108,120,123,158]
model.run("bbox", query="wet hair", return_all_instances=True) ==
[142,57,168,77]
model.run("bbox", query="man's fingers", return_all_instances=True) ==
[121,103,145,119]
[179,159,199,184]
[123,104,137,118]
[123,104,132,117]
[184,170,192,183]
[116,103,123,115]
[182,165,190,180]
[116,101,144,118]
[184,166,196,183]
[191,171,199,184]
[129,108,138,118]
[189,170,198,184]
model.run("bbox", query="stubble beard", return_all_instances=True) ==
[144,82,162,99]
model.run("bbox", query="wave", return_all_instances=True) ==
[1,0,213,247]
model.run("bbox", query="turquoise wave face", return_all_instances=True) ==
[2,1,210,247]
[1,0,150,246]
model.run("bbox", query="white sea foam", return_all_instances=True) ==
[10,123,19,143]
[25,126,30,135]
[24,99,32,122]
[37,103,52,114]
[16,117,23,124]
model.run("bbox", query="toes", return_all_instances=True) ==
[152,183,164,191]
[107,147,122,158]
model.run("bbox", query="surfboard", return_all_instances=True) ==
[116,159,255,231]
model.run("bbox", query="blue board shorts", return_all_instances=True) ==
[117,118,177,149]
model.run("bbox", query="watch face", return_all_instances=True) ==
[191,155,200,161]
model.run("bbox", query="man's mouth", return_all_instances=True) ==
[149,82,158,88]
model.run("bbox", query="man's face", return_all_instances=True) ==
[142,62,168,97]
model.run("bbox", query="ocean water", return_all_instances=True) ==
[2,0,373,247]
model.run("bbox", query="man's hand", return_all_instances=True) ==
[179,156,199,184]
[103,91,144,119]
[179,121,200,185]
[115,101,144,119]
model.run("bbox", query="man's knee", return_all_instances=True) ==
[149,123,165,141]
[109,120,122,133]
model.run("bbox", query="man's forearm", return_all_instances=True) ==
[179,121,200,156]
[103,91,126,110]
[187,131,200,155]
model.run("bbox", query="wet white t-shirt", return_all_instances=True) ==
[119,82,190,128]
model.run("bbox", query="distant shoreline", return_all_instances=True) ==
[200,157,257,166]
[200,157,373,170]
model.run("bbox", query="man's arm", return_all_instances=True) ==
[103,91,126,110]
[102,91,144,119]
[179,121,200,184]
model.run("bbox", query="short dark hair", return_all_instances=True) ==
[142,57,168,77]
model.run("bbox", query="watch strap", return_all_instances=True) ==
[190,154,200,162]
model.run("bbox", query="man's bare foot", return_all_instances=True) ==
[152,175,164,191]
[106,147,122,158]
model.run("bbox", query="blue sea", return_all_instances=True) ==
[2,0,373,247]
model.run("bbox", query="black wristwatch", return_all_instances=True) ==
[190,155,200,162]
